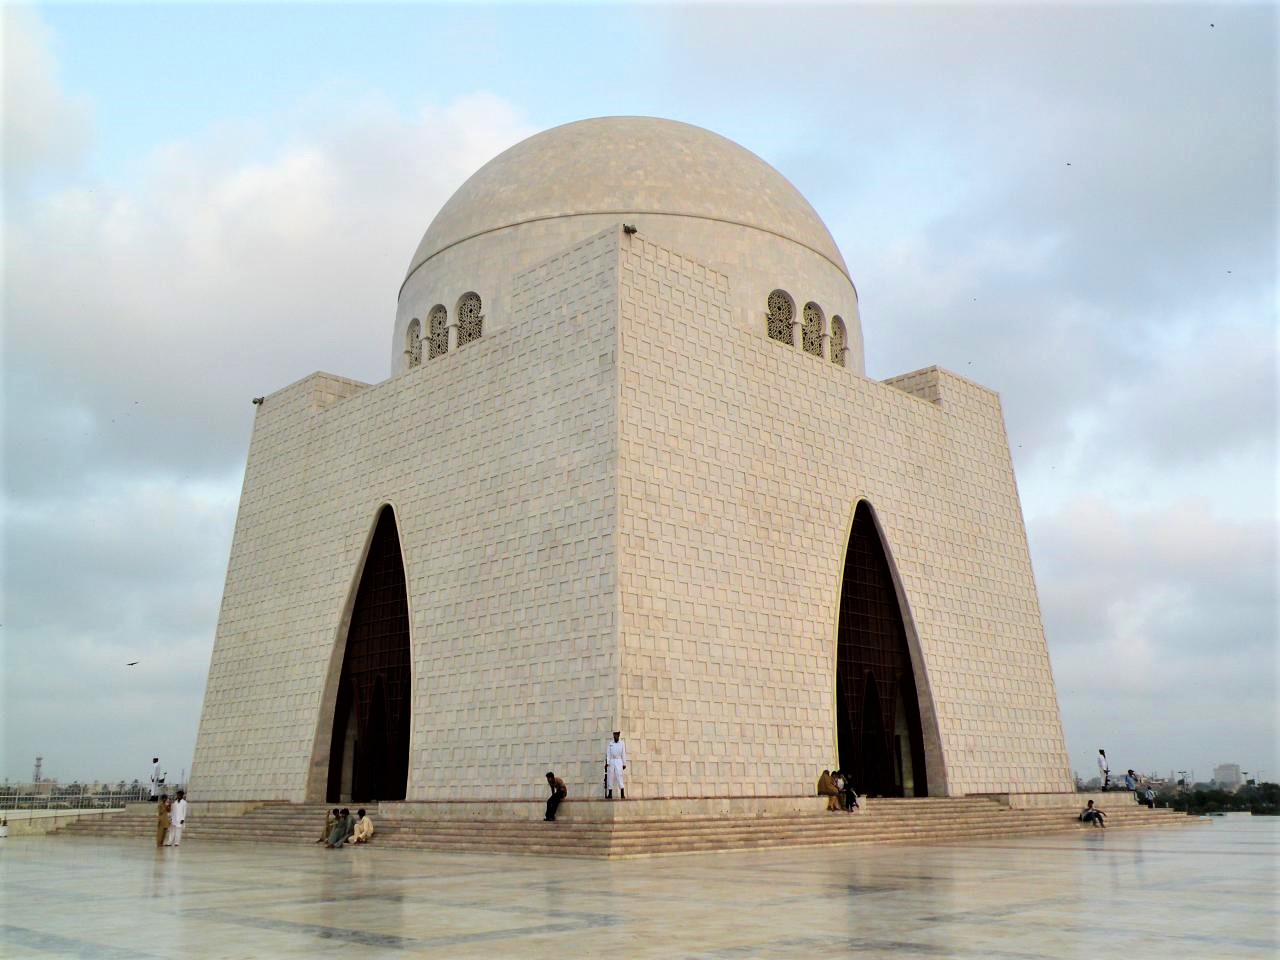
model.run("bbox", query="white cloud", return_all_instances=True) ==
[1,6,92,191]
[4,86,535,490]
[1036,497,1278,777]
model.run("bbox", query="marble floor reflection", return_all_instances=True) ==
[3,816,1275,958]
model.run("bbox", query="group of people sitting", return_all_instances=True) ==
[318,807,374,847]
[816,770,860,812]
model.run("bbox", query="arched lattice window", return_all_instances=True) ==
[406,318,422,368]
[457,292,483,347]
[427,305,448,359]
[830,315,847,368]
[802,302,823,357]
[767,290,794,344]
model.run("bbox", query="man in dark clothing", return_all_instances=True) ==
[1080,799,1106,828]
[836,770,859,813]
[316,808,339,844]
[844,782,859,813]
[545,772,568,821]
[325,808,356,847]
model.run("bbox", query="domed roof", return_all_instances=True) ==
[404,117,848,284]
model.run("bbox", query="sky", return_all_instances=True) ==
[2,2,1276,788]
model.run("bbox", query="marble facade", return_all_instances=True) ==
[191,118,1072,803]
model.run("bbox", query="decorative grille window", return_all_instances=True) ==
[802,302,823,357]
[767,290,794,344]
[406,318,422,368]
[427,305,448,358]
[457,292,483,346]
[830,316,847,368]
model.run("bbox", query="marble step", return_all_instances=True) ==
[63,812,1191,849]
[63,804,1180,826]
[129,818,1192,857]
[54,801,1193,859]
[60,807,1185,840]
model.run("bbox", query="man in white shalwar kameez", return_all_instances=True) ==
[346,809,374,844]
[165,791,188,846]
[150,758,162,801]
[606,731,627,799]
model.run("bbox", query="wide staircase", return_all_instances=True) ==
[52,797,1195,858]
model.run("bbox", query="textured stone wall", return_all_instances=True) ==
[192,230,621,801]
[615,233,1072,797]
[194,225,1072,802]
[395,214,862,379]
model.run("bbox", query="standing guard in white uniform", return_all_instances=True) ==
[605,731,628,799]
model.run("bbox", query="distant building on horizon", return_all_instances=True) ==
[1213,763,1242,787]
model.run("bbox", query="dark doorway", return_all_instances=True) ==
[327,507,411,802]
[859,673,891,793]
[835,501,928,796]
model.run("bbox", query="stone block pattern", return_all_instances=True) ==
[195,225,1071,803]
[616,234,1072,797]
[192,230,622,801]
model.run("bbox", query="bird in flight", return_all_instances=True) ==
[127,661,139,666]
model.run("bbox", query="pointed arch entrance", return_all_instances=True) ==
[835,501,929,797]
[325,506,411,802]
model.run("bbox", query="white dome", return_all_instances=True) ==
[403,117,849,288]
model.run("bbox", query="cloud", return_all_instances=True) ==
[2,478,235,782]
[4,91,534,495]
[1,6,92,191]
[1083,309,1277,470]
[1034,497,1278,776]
[2,14,534,780]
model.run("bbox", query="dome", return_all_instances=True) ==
[403,117,849,287]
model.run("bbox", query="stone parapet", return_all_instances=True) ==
[0,808,123,836]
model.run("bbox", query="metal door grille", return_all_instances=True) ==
[328,508,411,801]
[835,501,928,796]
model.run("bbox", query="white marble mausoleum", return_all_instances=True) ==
[190,117,1074,804]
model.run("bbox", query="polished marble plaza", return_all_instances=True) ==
[3,817,1275,958]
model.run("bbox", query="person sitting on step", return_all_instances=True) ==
[346,808,374,844]
[316,807,339,844]
[843,780,860,813]
[834,771,859,813]
[325,808,355,848]
[817,770,840,811]
[1079,799,1106,828]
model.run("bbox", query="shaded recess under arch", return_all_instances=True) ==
[325,507,411,802]
[835,501,929,797]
